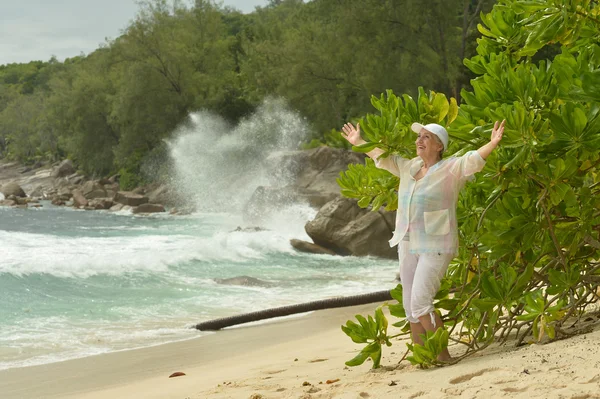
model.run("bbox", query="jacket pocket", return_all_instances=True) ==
[424,209,450,235]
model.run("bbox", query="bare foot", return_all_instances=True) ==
[437,352,453,363]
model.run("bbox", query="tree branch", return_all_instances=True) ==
[541,200,566,266]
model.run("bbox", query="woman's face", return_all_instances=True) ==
[415,129,444,160]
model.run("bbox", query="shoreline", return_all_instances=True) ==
[1,304,599,399]
[0,304,380,399]
[0,310,324,372]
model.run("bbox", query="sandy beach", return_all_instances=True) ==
[1,303,599,399]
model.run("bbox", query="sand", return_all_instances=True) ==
[1,303,599,399]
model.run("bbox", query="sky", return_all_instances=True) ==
[0,0,269,66]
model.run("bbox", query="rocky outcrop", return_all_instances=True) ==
[146,184,173,205]
[244,147,365,223]
[67,173,85,186]
[240,147,398,259]
[0,182,26,198]
[132,203,165,214]
[290,239,338,256]
[72,189,88,208]
[29,185,46,198]
[266,146,365,196]
[52,159,75,178]
[110,203,124,212]
[0,194,34,207]
[214,276,273,287]
[56,186,72,201]
[114,191,149,207]
[132,187,145,195]
[81,181,105,197]
[0,160,172,214]
[87,198,114,210]
[304,197,397,259]
[0,161,54,197]
[79,180,118,200]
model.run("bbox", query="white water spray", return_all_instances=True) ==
[168,98,310,216]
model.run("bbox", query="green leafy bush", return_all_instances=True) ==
[116,167,141,191]
[342,307,391,369]
[342,0,600,368]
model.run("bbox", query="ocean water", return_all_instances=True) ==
[0,101,399,371]
[0,204,398,370]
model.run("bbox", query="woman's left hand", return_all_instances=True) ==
[477,119,506,160]
[491,119,505,146]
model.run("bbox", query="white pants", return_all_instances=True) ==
[398,240,454,325]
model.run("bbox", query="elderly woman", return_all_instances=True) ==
[341,120,505,361]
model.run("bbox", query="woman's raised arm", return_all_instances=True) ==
[477,120,505,160]
[341,122,385,160]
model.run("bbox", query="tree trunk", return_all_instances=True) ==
[194,290,393,331]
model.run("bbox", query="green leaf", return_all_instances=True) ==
[432,93,449,122]
[343,309,390,369]
[357,196,371,208]
[571,106,587,137]
[375,307,388,334]
[514,263,534,293]
[345,342,381,367]
[371,345,383,368]
[481,274,504,301]
[403,94,418,120]
[434,298,460,311]
[472,298,499,312]
[486,309,500,342]
[390,285,403,302]
[341,321,369,343]
[501,146,528,171]
[345,349,370,367]
[355,315,373,337]
[515,312,538,322]
[447,97,459,124]
[405,328,449,368]
[353,142,379,153]
[371,194,385,211]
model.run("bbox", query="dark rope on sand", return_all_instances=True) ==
[194,290,393,331]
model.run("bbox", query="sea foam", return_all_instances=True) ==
[0,221,310,278]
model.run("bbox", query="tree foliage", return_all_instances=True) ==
[341,0,600,368]
[0,0,493,178]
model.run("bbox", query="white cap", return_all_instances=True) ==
[411,123,449,151]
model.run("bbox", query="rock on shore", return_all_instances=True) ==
[243,146,397,259]
[0,159,171,215]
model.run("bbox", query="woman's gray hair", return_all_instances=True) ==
[433,135,445,159]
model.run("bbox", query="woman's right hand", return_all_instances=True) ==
[341,122,366,146]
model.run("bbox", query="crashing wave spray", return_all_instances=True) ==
[168,98,310,217]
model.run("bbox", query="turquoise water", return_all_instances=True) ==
[0,203,398,370]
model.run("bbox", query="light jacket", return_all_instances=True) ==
[375,150,486,254]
